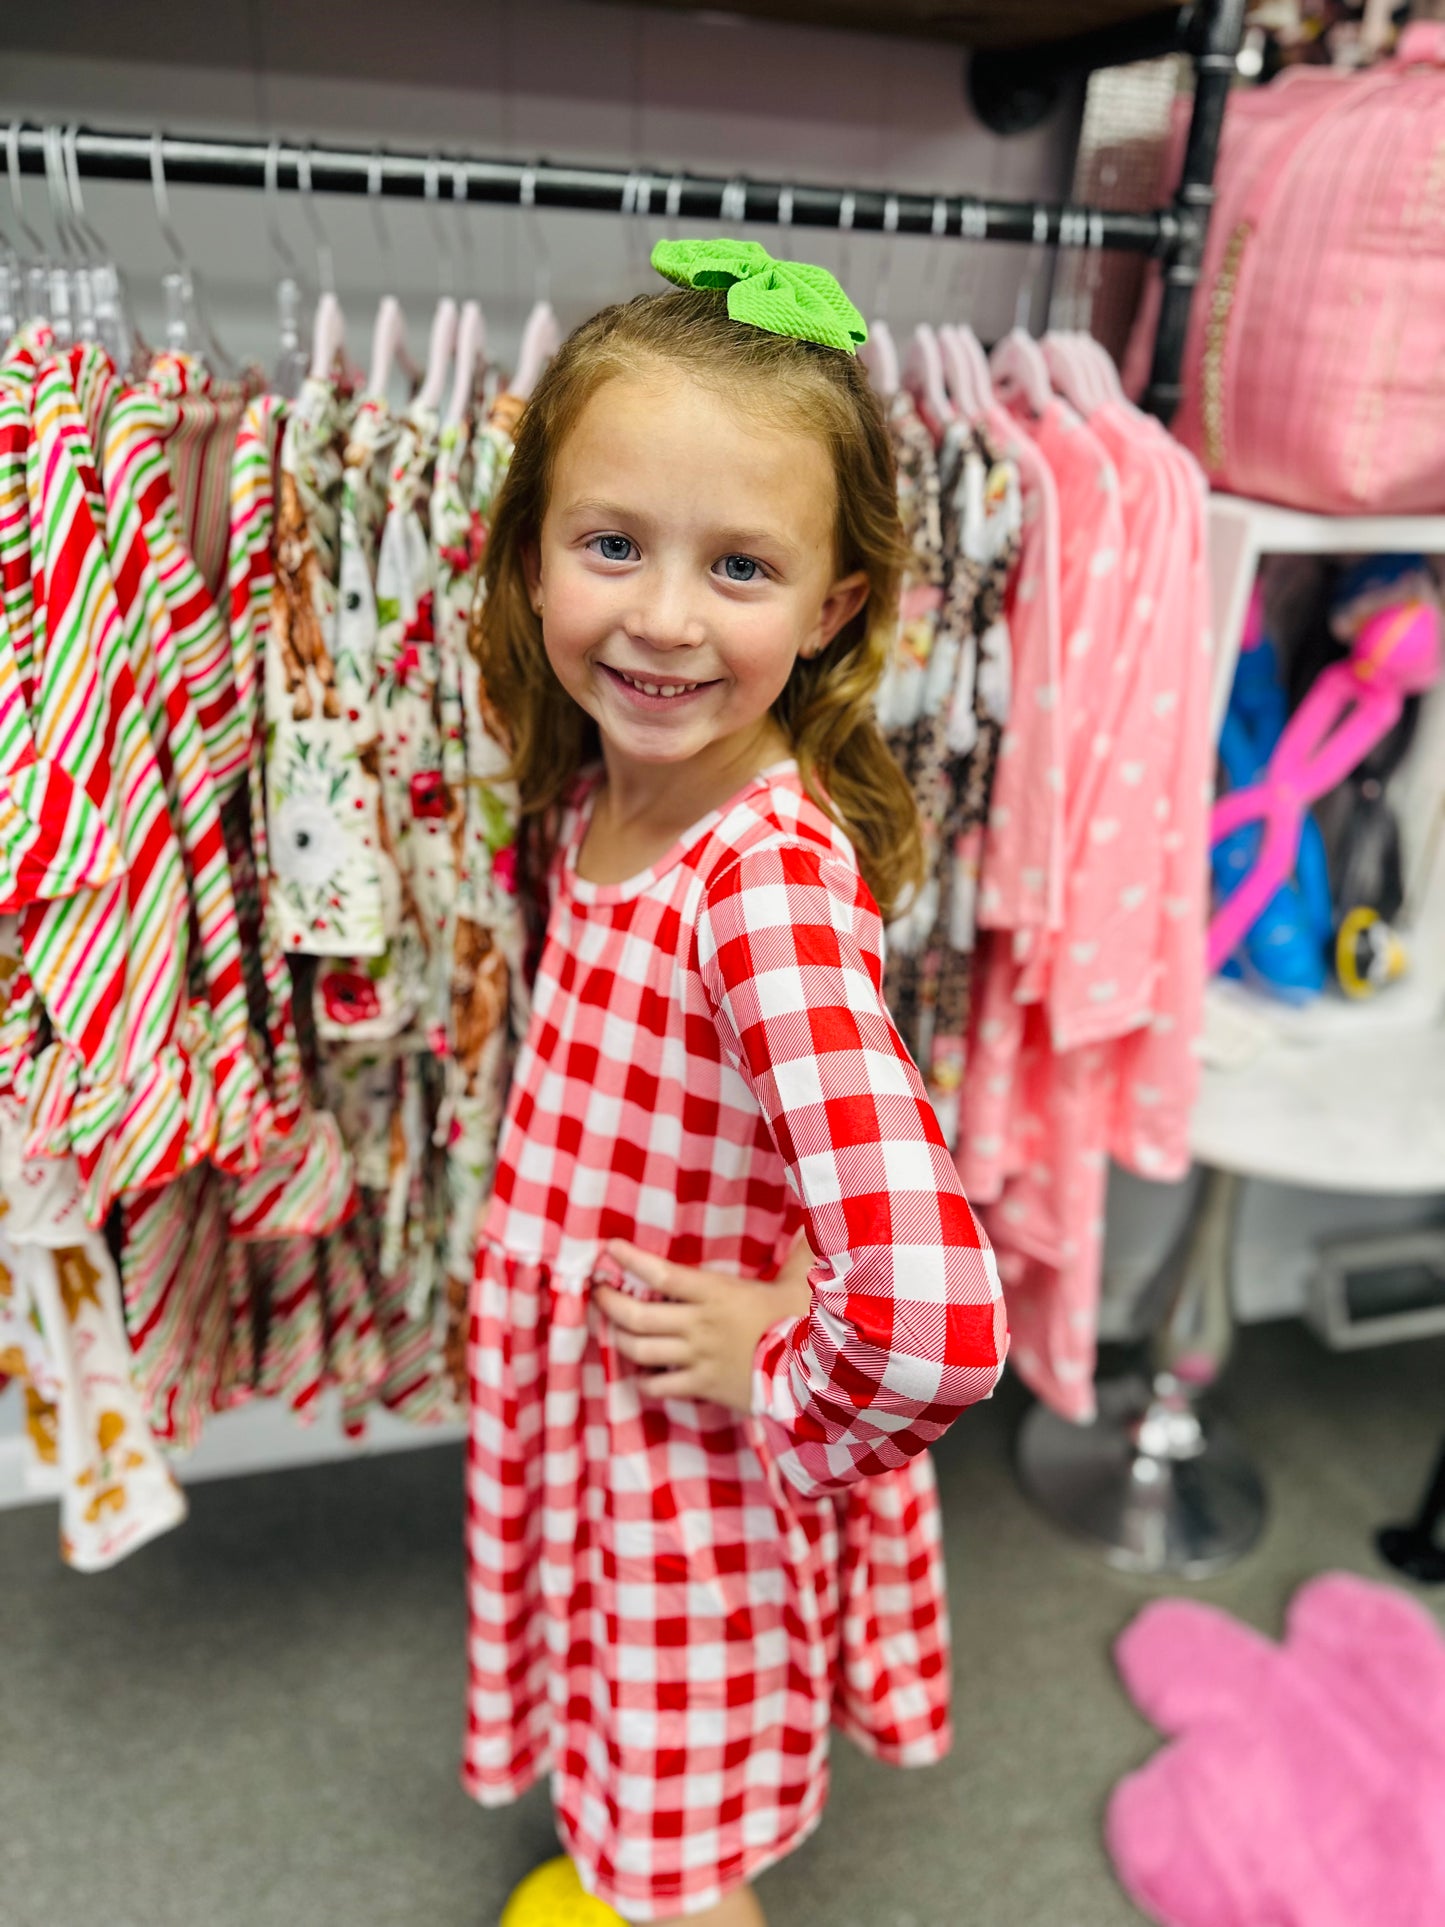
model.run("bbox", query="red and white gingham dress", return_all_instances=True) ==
[463,763,1007,1919]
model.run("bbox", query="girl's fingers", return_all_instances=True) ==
[593,1283,691,1334]
[611,1329,691,1369]
[605,1240,711,1302]
[635,1367,708,1402]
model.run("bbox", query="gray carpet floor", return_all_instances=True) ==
[4,1320,1442,1927]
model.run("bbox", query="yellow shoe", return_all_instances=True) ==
[499,1856,627,1927]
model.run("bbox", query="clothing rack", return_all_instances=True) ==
[10,0,1244,422]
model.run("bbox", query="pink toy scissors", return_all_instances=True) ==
[1208,600,1442,975]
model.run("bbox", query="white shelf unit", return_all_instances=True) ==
[1194,493,1445,1198]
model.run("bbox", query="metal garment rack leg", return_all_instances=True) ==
[1016,0,1268,1579]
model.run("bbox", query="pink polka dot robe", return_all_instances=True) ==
[958,397,1211,1423]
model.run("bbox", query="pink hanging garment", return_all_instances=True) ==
[977,404,1064,943]
[962,403,1211,1420]
[1038,405,1177,1048]
[1110,434,1212,1182]
[1006,398,1125,1009]
[1106,1573,1445,1927]
[955,409,1062,1207]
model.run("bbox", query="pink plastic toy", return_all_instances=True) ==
[1207,599,1442,975]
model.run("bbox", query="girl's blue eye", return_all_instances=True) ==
[593,534,636,562]
[721,554,763,582]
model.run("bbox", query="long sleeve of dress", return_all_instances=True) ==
[694,840,1008,1499]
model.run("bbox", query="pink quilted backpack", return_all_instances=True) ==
[1145,27,1445,514]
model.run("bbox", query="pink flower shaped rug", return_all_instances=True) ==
[1107,1572,1445,1927]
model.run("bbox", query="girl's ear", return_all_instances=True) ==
[800,569,870,660]
[523,539,543,615]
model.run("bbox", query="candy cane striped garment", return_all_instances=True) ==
[464,764,1007,1921]
[140,352,250,792]
[21,352,211,1220]
[0,367,124,922]
[0,344,48,1102]
[92,350,275,1178]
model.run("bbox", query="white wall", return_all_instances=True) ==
[1,0,1079,372]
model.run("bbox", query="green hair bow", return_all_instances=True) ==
[650,237,868,355]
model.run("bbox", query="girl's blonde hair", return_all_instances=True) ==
[472,284,922,921]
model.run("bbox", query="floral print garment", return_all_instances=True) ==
[265,376,386,956]
[1,1135,187,1572]
[442,404,524,1392]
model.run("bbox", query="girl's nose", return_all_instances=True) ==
[624,570,707,652]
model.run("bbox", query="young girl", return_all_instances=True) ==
[464,239,1008,1927]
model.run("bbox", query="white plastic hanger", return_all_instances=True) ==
[444,162,486,423]
[310,290,345,382]
[511,297,558,402]
[903,323,955,431]
[861,319,900,400]
[861,195,902,400]
[1038,210,1114,415]
[364,154,413,400]
[939,322,993,423]
[5,122,53,328]
[263,138,308,398]
[989,325,1052,417]
[446,297,486,426]
[509,166,559,402]
[415,294,458,414]
[367,294,407,400]
[298,145,345,382]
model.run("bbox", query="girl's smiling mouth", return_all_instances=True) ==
[599,662,721,707]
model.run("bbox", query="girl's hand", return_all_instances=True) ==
[595,1236,813,1415]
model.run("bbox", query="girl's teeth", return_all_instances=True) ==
[620,672,696,698]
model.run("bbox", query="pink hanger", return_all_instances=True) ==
[940,323,986,422]
[860,318,900,400]
[366,294,407,399]
[1042,332,1105,415]
[1074,332,1126,409]
[415,295,459,414]
[903,323,955,436]
[511,298,559,403]
[308,290,345,382]
[447,298,487,426]
[990,325,1052,417]
[1207,600,1443,973]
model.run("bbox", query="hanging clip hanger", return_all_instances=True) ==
[511,166,558,403]
[62,125,132,368]
[6,123,52,326]
[1041,207,1100,416]
[860,193,900,401]
[446,160,486,426]
[991,324,1053,417]
[835,188,856,305]
[414,154,458,415]
[265,137,308,398]
[665,171,686,243]
[946,209,996,419]
[297,144,344,383]
[990,212,1053,418]
[151,129,234,373]
[904,323,954,437]
[41,125,81,347]
[773,181,794,260]
[365,150,410,399]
